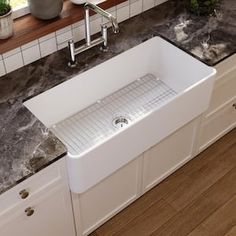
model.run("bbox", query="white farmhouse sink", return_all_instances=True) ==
[24,37,216,193]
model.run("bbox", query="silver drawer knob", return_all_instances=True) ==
[25,207,34,216]
[19,189,29,199]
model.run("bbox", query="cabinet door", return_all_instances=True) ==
[73,157,142,236]
[0,184,75,236]
[198,99,236,152]
[197,59,236,152]
[142,119,197,193]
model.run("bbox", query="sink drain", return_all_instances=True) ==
[112,116,130,129]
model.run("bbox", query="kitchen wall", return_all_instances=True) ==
[0,0,167,77]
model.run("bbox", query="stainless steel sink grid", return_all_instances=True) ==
[51,74,177,155]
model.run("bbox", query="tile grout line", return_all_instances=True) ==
[37,39,42,59]
[2,58,7,76]
[20,46,25,66]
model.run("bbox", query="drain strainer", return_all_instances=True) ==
[112,116,131,129]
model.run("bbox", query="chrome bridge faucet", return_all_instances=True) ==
[68,2,119,67]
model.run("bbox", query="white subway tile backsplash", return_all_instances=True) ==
[90,13,101,21]
[116,0,129,9]
[3,47,21,59]
[22,45,41,65]
[4,52,24,73]
[39,32,56,43]
[56,25,72,35]
[90,17,103,35]
[39,37,57,58]
[117,5,130,23]
[57,41,69,50]
[155,0,168,6]
[130,0,142,17]
[21,40,38,50]
[0,60,6,77]
[72,20,84,29]
[143,0,155,11]
[72,25,85,43]
[56,30,73,45]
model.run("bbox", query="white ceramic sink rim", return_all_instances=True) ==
[24,36,216,193]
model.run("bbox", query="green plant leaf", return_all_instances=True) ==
[0,0,11,16]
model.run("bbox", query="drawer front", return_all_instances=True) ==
[198,99,236,152]
[207,67,236,115]
[0,183,75,236]
[0,158,66,213]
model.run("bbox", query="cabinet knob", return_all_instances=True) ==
[25,207,34,216]
[233,103,236,109]
[19,189,29,199]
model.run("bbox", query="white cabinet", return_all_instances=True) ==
[197,54,236,152]
[72,157,143,236]
[0,159,76,236]
[142,118,198,193]
[72,119,200,236]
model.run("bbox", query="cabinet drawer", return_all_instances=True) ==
[207,66,236,115]
[0,158,66,213]
[198,99,236,152]
[0,183,75,236]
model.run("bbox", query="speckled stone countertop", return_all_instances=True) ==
[0,0,235,195]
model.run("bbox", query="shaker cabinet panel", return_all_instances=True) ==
[206,66,236,115]
[74,157,142,236]
[142,119,197,193]
[0,184,75,236]
[0,159,63,213]
[197,55,236,152]
[0,159,76,236]
[198,98,236,152]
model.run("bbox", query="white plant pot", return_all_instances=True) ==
[0,9,13,39]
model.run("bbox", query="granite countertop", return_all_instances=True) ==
[0,0,235,195]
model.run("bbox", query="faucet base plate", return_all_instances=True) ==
[68,61,78,68]
[100,45,109,52]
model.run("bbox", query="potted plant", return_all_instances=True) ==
[28,0,63,20]
[188,0,218,15]
[0,0,13,39]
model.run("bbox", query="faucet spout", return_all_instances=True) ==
[84,2,119,34]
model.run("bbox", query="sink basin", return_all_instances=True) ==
[24,37,216,193]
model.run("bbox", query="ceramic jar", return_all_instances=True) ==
[28,0,63,20]
[0,9,13,39]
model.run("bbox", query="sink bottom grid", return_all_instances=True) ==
[51,73,177,155]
